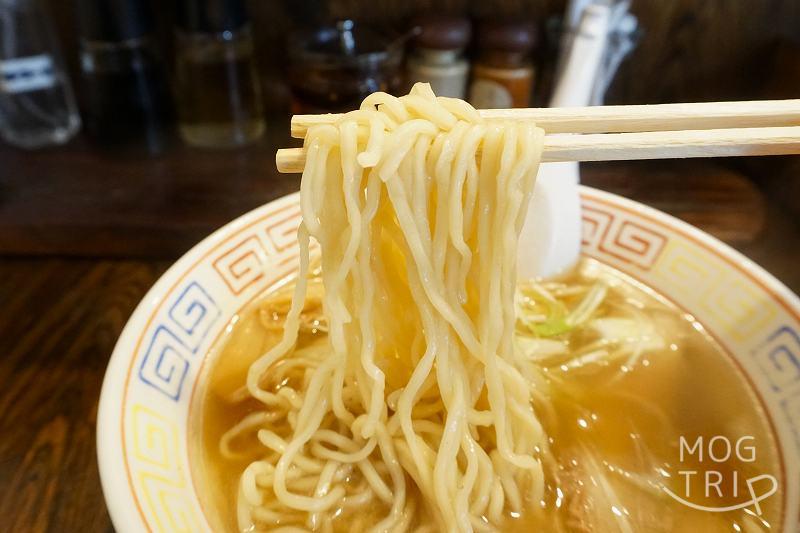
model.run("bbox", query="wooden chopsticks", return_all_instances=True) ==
[290,100,800,137]
[276,100,800,173]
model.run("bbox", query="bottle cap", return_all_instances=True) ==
[477,19,538,53]
[411,15,471,51]
[77,0,156,42]
[177,0,250,34]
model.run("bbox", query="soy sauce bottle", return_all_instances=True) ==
[77,0,172,153]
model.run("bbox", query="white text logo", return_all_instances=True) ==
[663,435,778,514]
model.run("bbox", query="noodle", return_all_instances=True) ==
[233,84,548,531]
[209,83,781,533]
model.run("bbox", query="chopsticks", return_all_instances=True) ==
[290,100,800,137]
[276,100,800,173]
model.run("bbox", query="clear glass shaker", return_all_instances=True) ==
[175,0,264,148]
[0,0,81,148]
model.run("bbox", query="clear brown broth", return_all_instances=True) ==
[193,260,783,532]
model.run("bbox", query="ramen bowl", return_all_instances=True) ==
[97,187,800,532]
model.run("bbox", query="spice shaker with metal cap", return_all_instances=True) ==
[469,20,538,109]
[77,0,172,153]
[176,0,264,148]
[406,15,471,99]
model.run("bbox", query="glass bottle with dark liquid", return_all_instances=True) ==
[288,20,404,114]
[176,0,264,148]
[77,0,172,154]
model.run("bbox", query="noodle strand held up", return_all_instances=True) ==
[235,83,548,532]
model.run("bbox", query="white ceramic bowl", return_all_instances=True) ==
[98,187,800,532]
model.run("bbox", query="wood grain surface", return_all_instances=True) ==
[0,121,299,257]
[0,259,167,533]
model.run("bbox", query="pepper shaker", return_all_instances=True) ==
[406,15,471,99]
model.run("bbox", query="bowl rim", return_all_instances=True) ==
[97,186,800,532]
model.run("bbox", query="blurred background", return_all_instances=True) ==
[1,2,799,530]
[1,0,798,281]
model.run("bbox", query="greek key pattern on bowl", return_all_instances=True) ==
[124,195,307,532]
[753,325,800,451]
[212,235,269,296]
[582,193,800,466]
[132,405,200,532]
[581,203,667,270]
[112,190,800,533]
[138,281,220,402]
[753,326,800,395]
[651,239,778,342]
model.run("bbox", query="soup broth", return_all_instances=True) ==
[194,259,783,532]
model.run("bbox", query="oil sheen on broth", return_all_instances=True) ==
[194,259,782,532]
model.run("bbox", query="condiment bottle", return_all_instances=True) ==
[288,20,403,113]
[469,20,537,109]
[176,0,264,148]
[77,0,172,153]
[0,0,81,149]
[406,15,471,99]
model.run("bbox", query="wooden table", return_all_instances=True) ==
[0,258,166,531]
[1,128,798,532]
